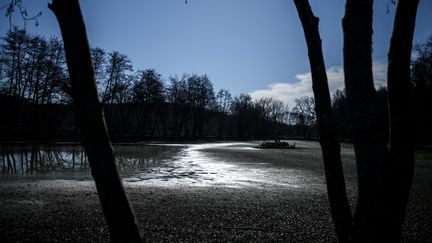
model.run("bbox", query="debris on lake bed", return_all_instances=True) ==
[257,140,296,149]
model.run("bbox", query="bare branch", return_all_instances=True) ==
[1,0,42,29]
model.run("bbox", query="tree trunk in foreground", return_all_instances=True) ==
[387,0,419,240]
[343,0,419,241]
[343,1,393,241]
[49,1,142,242]
[293,0,352,241]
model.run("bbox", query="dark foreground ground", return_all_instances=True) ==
[0,141,431,242]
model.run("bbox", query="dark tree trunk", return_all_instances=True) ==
[387,0,419,240]
[293,1,352,241]
[49,1,142,242]
[343,0,393,241]
[343,0,420,241]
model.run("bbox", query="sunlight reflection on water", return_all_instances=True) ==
[1,142,321,190]
[124,143,310,189]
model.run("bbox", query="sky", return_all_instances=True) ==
[1,0,431,105]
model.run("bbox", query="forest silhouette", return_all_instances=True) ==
[2,29,430,144]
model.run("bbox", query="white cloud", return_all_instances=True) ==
[372,62,388,88]
[249,61,388,105]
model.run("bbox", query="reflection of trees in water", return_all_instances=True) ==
[1,145,87,174]
[115,145,178,172]
[0,145,176,174]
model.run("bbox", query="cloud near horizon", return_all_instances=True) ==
[249,62,388,105]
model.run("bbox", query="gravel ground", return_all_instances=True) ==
[0,141,431,242]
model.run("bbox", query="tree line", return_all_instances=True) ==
[0,28,323,141]
[331,40,432,147]
[2,28,430,144]
[1,28,431,145]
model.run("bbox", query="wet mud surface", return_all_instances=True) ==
[0,141,431,242]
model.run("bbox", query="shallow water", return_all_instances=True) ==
[124,142,314,189]
[0,144,183,175]
[0,142,327,190]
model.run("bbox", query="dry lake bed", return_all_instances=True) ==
[0,141,431,242]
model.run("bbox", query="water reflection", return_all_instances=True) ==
[1,142,323,190]
[0,144,182,175]
[125,143,312,189]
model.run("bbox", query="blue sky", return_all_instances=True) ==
[1,0,431,104]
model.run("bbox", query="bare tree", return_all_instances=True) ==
[332,89,351,141]
[295,0,420,241]
[186,74,215,138]
[230,93,254,138]
[387,0,420,239]
[48,0,142,242]
[292,3,352,240]
[411,36,432,144]
[291,96,316,139]
[132,69,165,138]
[167,74,189,137]
[215,89,232,138]
[343,0,419,241]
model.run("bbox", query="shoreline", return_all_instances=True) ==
[1,141,431,242]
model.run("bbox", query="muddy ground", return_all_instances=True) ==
[0,141,431,242]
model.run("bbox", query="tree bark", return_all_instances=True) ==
[343,0,393,241]
[387,0,419,240]
[293,1,352,241]
[48,1,142,242]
